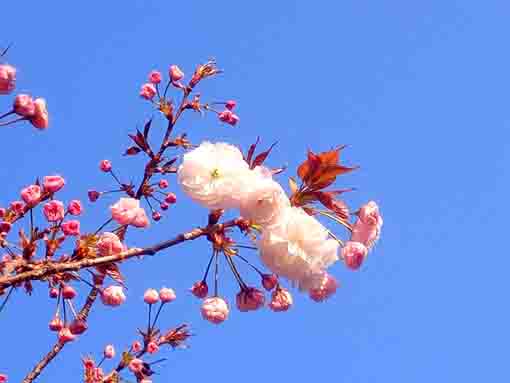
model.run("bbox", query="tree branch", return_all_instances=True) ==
[0,218,243,290]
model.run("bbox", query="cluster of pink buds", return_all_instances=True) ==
[89,158,178,224]
[0,53,49,129]
[217,100,240,126]
[80,287,189,383]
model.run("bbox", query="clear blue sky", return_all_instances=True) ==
[1,1,509,382]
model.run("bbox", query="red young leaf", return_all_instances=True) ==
[252,142,277,168]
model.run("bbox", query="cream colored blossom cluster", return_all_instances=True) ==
[178,141,342,292]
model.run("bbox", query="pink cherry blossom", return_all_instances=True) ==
[13,94,35,117]
[69,319,88,335]
[159,287,176,303]
[128,358,144,373]
[236,287,265,312]
[20,184,41,206]
[147,341,159,354]
[140,83,156,99]
[67,200,83,215]
[269,287,293,312]
[61,220,80,236]
[158,179,169,189]
[143,288,159,304]
[358,201,382,226]
[101,285,126,306]
[132,341,143,353]
[43,200,65,222]
[308,273,338,302]
[225,100,236,110]
[261,274,278,291]
[201,297,229,324]
[178,142,251,209]
[351,218,382,250]
[342,241,368,270]
[258,207,339,290]
[43,175,65,193]
[110,197,149,228]
[30,98,49,129]
[62,285,77,299]
[218,110,240,126]
[58,328,76,343]
[49,317,64,331]
[10,201,24,214]
[191,280,208,299]
[149,70,162,84]
[104,344,115,359]
[97,232,124,256]
[164,192,177,204]
[99,159,112,172]
[88,190,101,202]
[0,64,16,94]
[169,65,184,82]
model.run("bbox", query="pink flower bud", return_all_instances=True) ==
[261,274,278,291]
[49,287,59,298]
[43,175,65,193]
[132,341,143,353]
[190,280,208,299]
[20,184,41,206]
[67,200,83,216]
[225,100,236,110]
[236,287,265,312]
[58,327,76,343]
[159,287,176,303]
[99,160,112,172]
[140,83,157,100]
[88,190,101,202]
[13,94,35,117]
[128,358,144,373]
[10,201,24,214]
[62,285,77,299]
[309,273,338,303]
[143,288,159,304]
[61,220,80,236]
[164,192,177,204]
[152,211,161,221]
[97,232,124,256]
[0,222,11,234]
[101,285,126,307]
[218,110,240,126]
[49,317,64,332]
[69,318,88,335]
[0,373,7,383]
[83,358,95,370]
[0,208,5,218]
[160,202,169,211]
[43,200,65,222]
[149,70,162,84]
[342,241,368,270]
[201,297,229,324]
[0,64,16,94]
[169,65,184,82]
[269,287,293,312]
[104,344,115,359]
[147,341,159,354]
[358,201,382,226]
[30,98,49,129]
[158,179,169,189]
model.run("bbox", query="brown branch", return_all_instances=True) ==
[0,218,243,290]
[22,285,101,383]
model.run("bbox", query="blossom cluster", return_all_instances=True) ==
[178,141,383,322]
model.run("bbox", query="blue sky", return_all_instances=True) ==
[1,1,509,382]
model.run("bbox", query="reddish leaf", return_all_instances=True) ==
[246,137,260,164]
[289,177,299,195]
[297,150,321,184]
[123,146,142,156]
[143,118,153,140]
[310,164,359,190]
[252,142,277,168]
